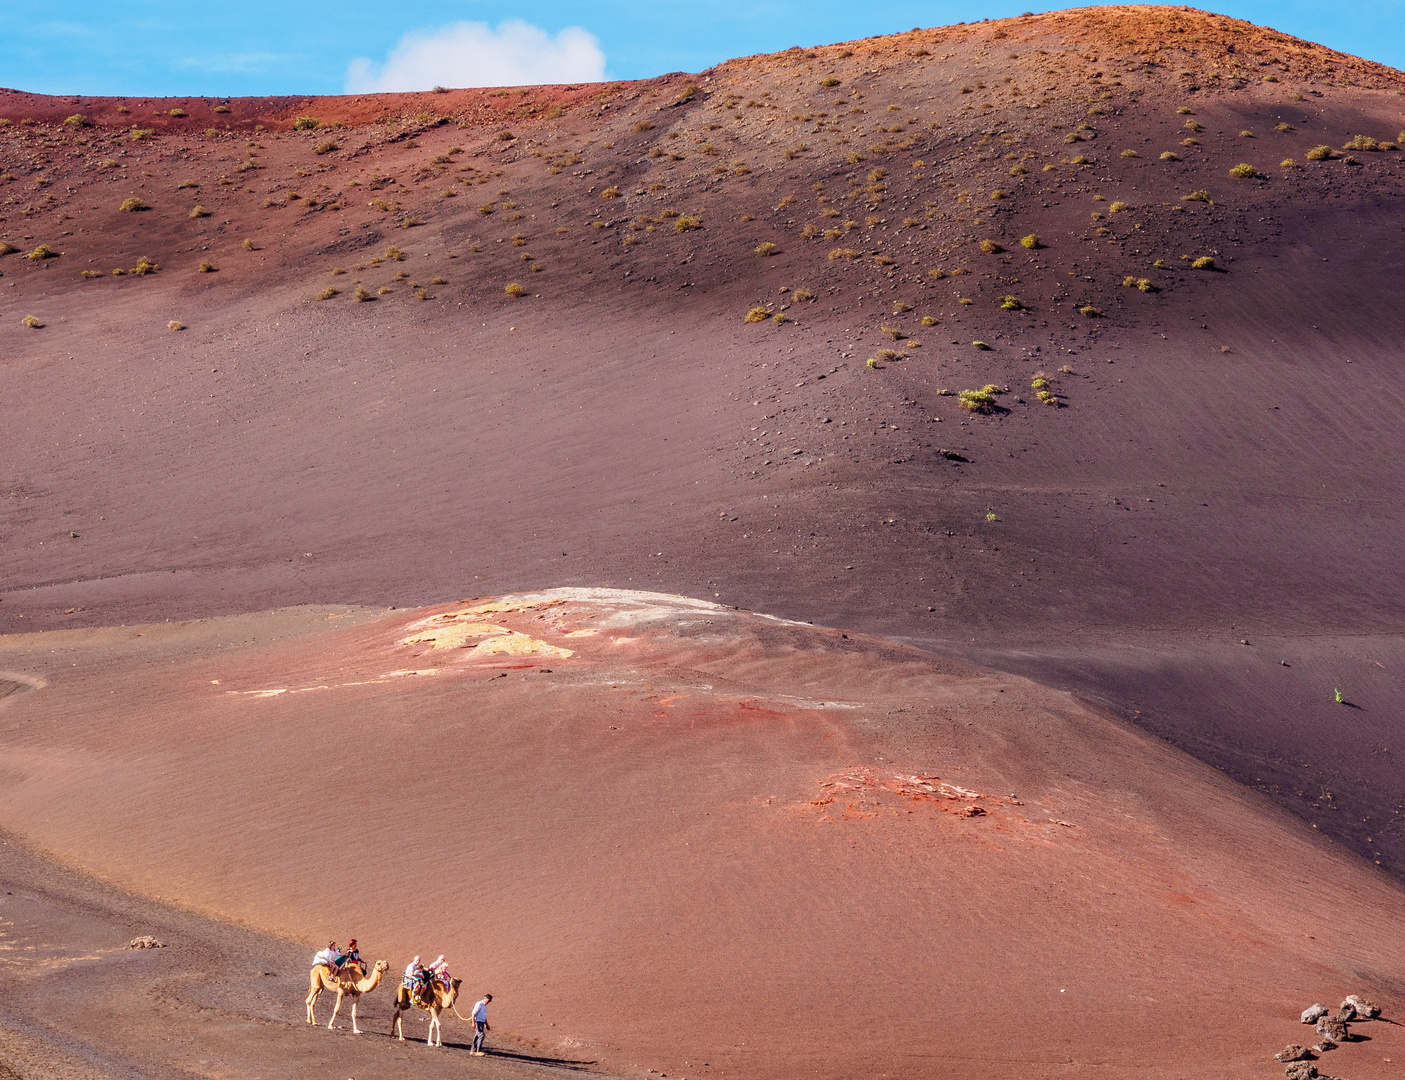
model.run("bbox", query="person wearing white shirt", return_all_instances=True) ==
[470,993,492,1055]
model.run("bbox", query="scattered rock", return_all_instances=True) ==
[1301,1004,1328,1024]
[1344,994,1380,1019]
[1334,1000,1356,1021]
[1316,1017,1348,1043]
[128,935,165,949]
[957,804,987,817]
[1313,1042,1334,1053]
[1276,1045,1312,1063]
[1284,1062,1318,1080]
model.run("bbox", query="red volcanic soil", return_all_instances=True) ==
[1,0,1405,1046]
[1,588,1404,1080]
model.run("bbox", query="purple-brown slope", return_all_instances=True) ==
[1,5,1404,876]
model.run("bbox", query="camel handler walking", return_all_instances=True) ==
[469,993,492,1055]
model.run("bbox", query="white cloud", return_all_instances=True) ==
[346,20,606,92]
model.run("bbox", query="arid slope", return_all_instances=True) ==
[2,5,1404,877]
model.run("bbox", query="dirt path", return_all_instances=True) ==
[0,833,604,1080]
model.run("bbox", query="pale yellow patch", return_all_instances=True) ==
[470,631,574,659]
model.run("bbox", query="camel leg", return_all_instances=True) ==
[327,989,343,1029]
[350,996,361,1035]
[427,1011,438,1047]
[306,985,319,1025]
[392,1006,403,1041]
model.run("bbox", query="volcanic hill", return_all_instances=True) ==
[2,8,1405,1064]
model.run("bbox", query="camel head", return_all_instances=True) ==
[373,959,390,973]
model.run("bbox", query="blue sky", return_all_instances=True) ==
[1,0,1402,97]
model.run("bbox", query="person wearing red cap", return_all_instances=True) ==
[335,939,362,975]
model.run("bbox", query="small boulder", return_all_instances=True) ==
[1301,1004,1328,1024]
[1344,994,1380,1019]
[1333,1000,1356,1021]
[128,935,165,949]
[1316,1017,1348,1042]
[1285,1062,1318,1080]
[1275,1045,1311,1063]
[1313,1041,1335,1053]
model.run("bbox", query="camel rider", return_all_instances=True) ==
[404,956,431,1004]
[313,941,340,973]
[335,939,362,974]
[429,954,450,990]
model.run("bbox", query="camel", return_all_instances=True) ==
[305,958,390,1034]
[390,976,463,1047]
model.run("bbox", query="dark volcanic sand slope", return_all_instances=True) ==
[1,6,1404,876]
[1,590,1404,1080]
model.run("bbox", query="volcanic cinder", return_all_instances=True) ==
[2,4,1405,1078]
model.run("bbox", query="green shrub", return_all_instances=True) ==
[168,108,186,117]
[504,282,525,297]
[1020,234,1040,249]
[972,340,991,350]
[197,260,216,273]
[130,128,152,141]
[64,114,87,127]
[1160,151,1179,161]
[1344,134,1379,151]
[755,241,777,257]
[20,314,42,329]
[317,287,339,300]
[674,215,701,233]
[820,77,841,87]
[979,239,1003,254]
[1079,305,1100,317]
[130,255,159,275]
[1192,256,1215,270]
[828,248,860,259]
[119,197,146,212]
[189,205,209,218]
[314,139,337,155]
[294,116,320,130]
[1229,162,1259,178]
[921,315,937,326]
[1120,148,1138,157]
[1281,158,1300,168]
[1000,295,1023,310]
[0,241,18,256]
[958,385,1002,412]
[744,306,769,323]
[1306,145,1334,161]
[1136,278,1157,292]
[27,244,57,260]
[1181,189,1211,203]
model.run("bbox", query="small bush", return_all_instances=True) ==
[1020,234,1040,249]
[755,241,777,257]
[504,282,525,297]
[1274,122,1294,133]
[294,116,320,130]
[0,242,17,256]
[820,77,841,87]
[1176,106,1193,115]
[1306,145,1334,161]
[921,315,937,326]
[1192,256,1215,270]
[601,186,621,198]
[1239,129,1255,138]
[958,385,1001,413]
[1229,162,1259,178]
[1079,305,1100,317]
[167,320,184,331]
[979,239,1003,254]
[1009,164,1027,175]
[317,287,339,300]
[1136,278,1157,292]
[197,260,216,273]
[1281,158,1300,169]
[242,238,256,251]
[1182,189,1212,203]
[744,307,769,323]
[674,215,701,233]
[972,341,991,350]
[20,314,42,329]
[1109,201,1127,212]
[119,197,147,212]
[384,246,404,261]
[772,312,789,325]
[1069,155,1090,165]
[873,254,893,266]
[354,285,371,301]
[792,288,814,302]
[880,325,904,340]
[430,276,446,285]
[870,348,903,364]
[130,256,159,275]
[64,114,88,127]
[1000,295,1023,310]
[828,248,860,259]
[1344,134,1379,151]
[27,244,57,260]
[189,205,209,218]
[1160,151,1179,161]
[214,104,230,113]
[314,139,337,155]
[168,108,186,117]
[81,269,100,279]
